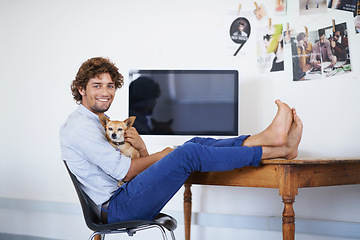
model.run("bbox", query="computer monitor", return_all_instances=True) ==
[128,69,239,140]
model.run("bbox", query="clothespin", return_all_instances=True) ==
[238,3,242,15]
[254,2,259,11]
[269,18,272,29]
[332,19,336,32]
[305,26,308,37]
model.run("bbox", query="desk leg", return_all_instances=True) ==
[184,184,192,240]
[282,195,295,240]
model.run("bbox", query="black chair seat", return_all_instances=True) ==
[154,213,177,232]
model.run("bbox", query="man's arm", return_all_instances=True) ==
[310,45,321,68]
[123,147,173,182]
[122,126,174,181]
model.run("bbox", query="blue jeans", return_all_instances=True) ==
[107,135,262,223]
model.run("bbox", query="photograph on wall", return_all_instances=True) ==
[283,28,293,45]
[355,1,360,34]
[291,23,351,81]
[254,3,268,22]
[320,22,351,77]
[290,29,322,80]
[299,0,327,15]
[257,24,284,73]
[230,17,251,56]
[356,15,360,33]
[275,0,287,15]
[328,0,357,15]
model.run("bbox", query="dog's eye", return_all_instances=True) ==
[118,128,123,132]
[108,127,113,131]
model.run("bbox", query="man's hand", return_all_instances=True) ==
[330,39,336,48]
[124,127,149,157]
[298,40,304,50]
[330,55,337,67]
[313,60,321,69]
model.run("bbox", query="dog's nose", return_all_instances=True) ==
[111,133,117,139]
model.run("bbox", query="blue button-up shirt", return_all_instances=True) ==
[59,105,131,208]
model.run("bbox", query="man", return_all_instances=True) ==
[330,27,348,61]
[60,57,303,224]
[296,32,313,72]
[311,29,337,69]
[231,19,248,44]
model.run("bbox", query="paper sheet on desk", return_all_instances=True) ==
[322,61,346,69]
[323,61,351,77]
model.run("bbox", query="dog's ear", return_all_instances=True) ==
[99,115,110,128]
[124,116,136,128]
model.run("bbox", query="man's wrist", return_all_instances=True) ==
[139,148,149,157]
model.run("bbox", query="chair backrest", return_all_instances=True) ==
[64,161,103,230]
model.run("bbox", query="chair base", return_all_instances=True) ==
[89,224,176,240]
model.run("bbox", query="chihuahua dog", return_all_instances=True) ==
[99,115,140,159]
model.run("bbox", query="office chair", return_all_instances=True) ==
[64,161,177,240]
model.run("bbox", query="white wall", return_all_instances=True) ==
[1,0,360,239]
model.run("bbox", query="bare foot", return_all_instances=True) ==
[242,100,294,148]
[262,99,293,146]
[284,110,303,159]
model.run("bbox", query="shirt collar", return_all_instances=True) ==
[77,104,111,128]
[77,104,97,120]
[77,104,111,122]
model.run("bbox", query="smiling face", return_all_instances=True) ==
[78,72,115,115]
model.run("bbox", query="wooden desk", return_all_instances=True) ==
[183,158,360,240]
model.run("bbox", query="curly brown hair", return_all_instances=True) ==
[71,57,124,104]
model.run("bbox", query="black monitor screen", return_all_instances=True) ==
[129,70,239,136]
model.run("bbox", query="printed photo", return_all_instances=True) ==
[299,0,327,15]
[320,22,351,77]
[291,22,351,81]
[275,0,287,15]
[283,28,293,45]
[254,4,268,22]
[356,0,360,33]
[290,30,322,80]
[230,17,251,45]
[225,9,253,56]
[328,0,357,15]
[354,15,360,34]
[257,24,284,73]
[230,17,251,56]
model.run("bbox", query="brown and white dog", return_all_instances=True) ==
[99,115,140,158]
